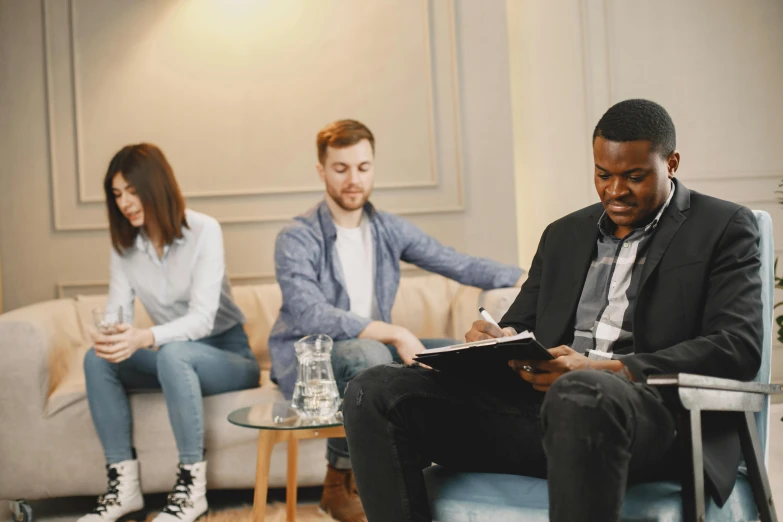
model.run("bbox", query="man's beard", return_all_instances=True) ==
[327,184,371,211]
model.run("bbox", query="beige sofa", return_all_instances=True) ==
[0,273,520,502]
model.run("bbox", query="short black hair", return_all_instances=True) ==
[593,99,676,157]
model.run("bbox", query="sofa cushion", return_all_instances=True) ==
[391,275,462,339]
[230,284,282,371]
[73,293,155,334]
[36,300,90,401]
[49,294,155,416]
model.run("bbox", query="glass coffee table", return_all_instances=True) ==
[228,401,345,522]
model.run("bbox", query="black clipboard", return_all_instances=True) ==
[413,336,554,373]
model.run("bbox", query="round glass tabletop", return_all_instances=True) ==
[227,400,344,431]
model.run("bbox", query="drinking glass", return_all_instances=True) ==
[92,305,124,335]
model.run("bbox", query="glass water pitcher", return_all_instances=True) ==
[291,334,341,419]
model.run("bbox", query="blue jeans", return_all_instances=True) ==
[327,337,458,469]
[84,324,261,465]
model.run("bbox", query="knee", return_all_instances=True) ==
[541,371,628,433]
[343,365,397,429]
[84,347,109,374]
[156,341,193,371]
[332,339,393,379]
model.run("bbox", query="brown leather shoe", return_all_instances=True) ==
[320,465,367,522]
[348,468,360,497]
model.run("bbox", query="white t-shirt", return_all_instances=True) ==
[334,216,380,320]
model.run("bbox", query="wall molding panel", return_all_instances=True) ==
[574,0,783,210]
[42,0,465,231]
[1,0,522,312]
[578,0,610,205]
[56,274,277,298]
[56,265,425,299]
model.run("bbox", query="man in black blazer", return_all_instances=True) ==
[342,99,762,522]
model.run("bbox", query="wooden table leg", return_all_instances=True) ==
[253,430,277,522]
[286,437,299,522]
[248,425,344,522]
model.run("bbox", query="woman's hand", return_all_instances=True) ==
[92,324,154,363]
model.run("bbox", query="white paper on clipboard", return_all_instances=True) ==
[421,330,537,355]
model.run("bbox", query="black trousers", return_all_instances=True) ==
[343,365,680,522]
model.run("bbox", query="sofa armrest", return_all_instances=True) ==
[477,287,521,322]
[0,316,57,414]
[0,299,87,416]
[447,286,520,342]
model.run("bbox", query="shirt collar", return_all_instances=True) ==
[319,199,377,241]
[133,229,185,259]
[134,230,149,251]
[598,179,676,237]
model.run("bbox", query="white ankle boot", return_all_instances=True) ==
[152,462,208,522]
[78,459,144,522]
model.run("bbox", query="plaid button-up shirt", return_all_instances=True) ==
[572,181,675,356]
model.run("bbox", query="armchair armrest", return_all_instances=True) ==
[647,373,781,413]
[647,373,780,522]
[648,373,782,394]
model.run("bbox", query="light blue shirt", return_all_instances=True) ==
[269,200,524,398]
[106,209,245,346]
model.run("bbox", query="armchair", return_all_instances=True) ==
[424,210,780,522]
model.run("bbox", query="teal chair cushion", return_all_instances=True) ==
[424,467,758,522]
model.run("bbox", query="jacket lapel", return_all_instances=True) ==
[638,178,691,292]
[571,207,602,287]
[546,205,601,345]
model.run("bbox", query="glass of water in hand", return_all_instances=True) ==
[92,306,124,335]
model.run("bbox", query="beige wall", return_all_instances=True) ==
[0,0,520,311]
[507,0,783,380]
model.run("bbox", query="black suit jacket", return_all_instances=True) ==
[500,178,763,505]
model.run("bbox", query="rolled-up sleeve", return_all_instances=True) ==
[106,249,136,324]
[391,214,523,289]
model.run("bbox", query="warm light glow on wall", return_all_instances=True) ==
[215,0,266,15]
[66,0,437,201]
[166,0,308,59]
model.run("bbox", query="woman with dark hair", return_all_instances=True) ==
[79,144,260,522]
